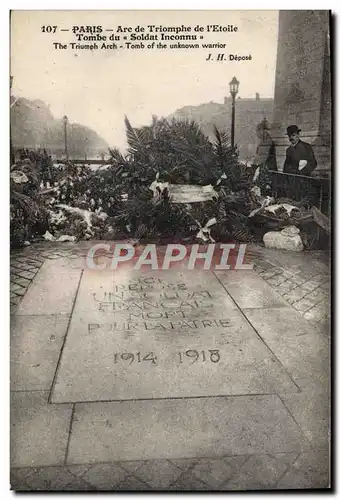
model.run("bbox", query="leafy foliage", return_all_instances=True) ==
[102,116,255,242]
[11,116,261,246]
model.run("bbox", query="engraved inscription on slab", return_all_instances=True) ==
[51,271,298,402]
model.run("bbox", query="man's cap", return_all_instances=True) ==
[257,118,271,131]
[286,125,301,135]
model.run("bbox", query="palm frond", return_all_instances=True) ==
[124,116,150,158]
[108,147,128,166]
[212,125,230,158]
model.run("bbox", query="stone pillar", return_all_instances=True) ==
[272,11,331,173]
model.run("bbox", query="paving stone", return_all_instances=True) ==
[10,467,37,491]
[16,263,40,273]
[266,275,289,287]
[40,252,56,258]
[10,466,38,483]
[254,263,269,270]
[304,303,329,323]
[318,320,331,336]
[10,315,69,390]
[170,458,199,471]
[299,273,316,281]
[69,253,84,259]
[281,392,330,449]
[321,282,330,291]
[222,453,298,490]
[64,476,95,490]
[258,270,279,279]
[283,278,300,290]
[301,280,321,292]
[83,463,127,490]
[316,298,329,308]
[50,250,72,257]
[114,475,151,490]
[11,261,35,271]
[287,274,308,285]
[244,308,329,392]
[60,266,116,313]
[306,288,329,303]
[23,466,78,490]
[10,391,73,467]
[282,295,295,305]
[16,266,82,315]
[169,471,209,490]
[10,300,21,312]
[12,286,27,296]
[10,474,29,491]
[66,464,92,477]
[11,276,31,288]
[11,257,30,264]
[132,459,183,488]
[67,396,304,464]
[283,288,309,303]
[281,269,298,278]
[41,256,85,272]
[313,274,329,283]
[276,450,330,489]
[276,281,298,295]
[293,298,316,312]
[10,282,25,293]
[191,456,248,488]
[21,258,42,266]
[215,270,287,309]
[118,461,144,473]
[31,255,45,263]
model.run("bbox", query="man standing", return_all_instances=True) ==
[283,125,317,176]
[252,118,277,194]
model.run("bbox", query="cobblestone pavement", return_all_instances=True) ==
[10,253,44,312]
[11,450,329,491]
[253,262,330,331]
[10,243,90,313]
[10,242,331,491]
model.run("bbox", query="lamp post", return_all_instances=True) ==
[229,76,239,149]
[63,115,68,159]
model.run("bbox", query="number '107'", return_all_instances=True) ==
[41,26,57,33]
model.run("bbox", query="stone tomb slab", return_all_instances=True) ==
[67,395,305,463]
[51,269,298,403]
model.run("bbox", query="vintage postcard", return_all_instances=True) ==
[10,10,331,491]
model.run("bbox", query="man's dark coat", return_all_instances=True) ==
[283,140,317,176]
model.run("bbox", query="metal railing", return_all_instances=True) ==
[270,170,331,214]
[55,159,108,165]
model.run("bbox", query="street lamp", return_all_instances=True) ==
[63,115,68,159]
[229,76,239,149]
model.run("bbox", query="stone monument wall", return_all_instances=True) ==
[272,10,331,173]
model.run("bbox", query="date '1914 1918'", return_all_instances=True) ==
[112,349,220,366]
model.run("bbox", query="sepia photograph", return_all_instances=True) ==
[9,9,331,491]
